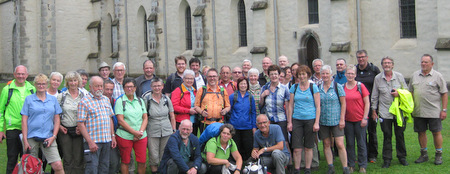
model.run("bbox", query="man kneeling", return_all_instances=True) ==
[252,114,290,174]
[158,120,206,174]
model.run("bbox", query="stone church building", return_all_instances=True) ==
[1,0,450,81]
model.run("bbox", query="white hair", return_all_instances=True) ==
[183,69,195,78]
[242,59,252,66]
[320,65,333,74]
[113,62,126,71]
[248,68,260,75]
[49,72,63,82]
[312,59,323,65]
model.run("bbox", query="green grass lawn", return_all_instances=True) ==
[0,81,448,173]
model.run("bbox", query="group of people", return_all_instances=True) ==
[0,50,447,174]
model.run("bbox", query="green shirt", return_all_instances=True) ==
[115,95,147,140]
[204,135,238,160]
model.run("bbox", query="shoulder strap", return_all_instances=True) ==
[146,94,151,112]
[60,92,67,107]
[170,73,177,86]
[233,91,238,106]
[179,86,185,100]
[293,83,298,96]
[334,81,341,106]
[199,86,207,108]
[310,83,315,103]
[5,84,13,109]
[357,82,363,97]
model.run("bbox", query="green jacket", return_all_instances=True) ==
[0,80,36,132]
[389,89,414,127]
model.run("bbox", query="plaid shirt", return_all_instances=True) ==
[249,83,262,115]
[112,78,124,99]
[78,93,114,143]
[319,82,345,126]
[261,83,290,122]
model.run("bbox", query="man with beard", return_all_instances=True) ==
[165,56,187,96]
[158,119,206,174]
[78,76,117,173]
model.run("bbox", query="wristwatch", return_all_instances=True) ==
[264,147,268,152]
[442,109,447,112]
[194,166,198,170]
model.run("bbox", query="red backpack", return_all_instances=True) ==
[12,150,44,174]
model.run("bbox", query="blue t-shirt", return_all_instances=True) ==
[253,124,290,157]
[289,83,319,120]
[21,94,62,139]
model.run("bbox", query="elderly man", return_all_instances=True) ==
[252,114,290,174]
[165,56,187,96]
[232,66,243,81]
[78,76,117,173]
[259,57,273,86]
[98,62,111,81]
[0,65,36,174]
[242,59,252,78]
[189,57,206,90]
[355,50,380,163]
[310,59,323,86]
[278,55,290,68]
[219,66,236,96]
[333,58,347,84]
[135,60,157,97]
[371,57,409,168]
[194,68,231,129]
[410,54,447,165]
[159,120,206,174]
[112,62,126,99]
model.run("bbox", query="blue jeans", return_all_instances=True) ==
[84,142,111,174]
[345,121,367,168]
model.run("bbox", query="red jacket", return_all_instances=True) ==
[171,84,197,123]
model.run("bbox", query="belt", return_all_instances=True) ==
[206,118,222,122]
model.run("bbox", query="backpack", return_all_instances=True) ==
[293,83,315,102]
[198,85,226,121]
[115,94,145,131]
[319,81,342,105]
[344,81,363,98]
[12,150,44,174]
[232,90,254,119]
[4,82,35,115]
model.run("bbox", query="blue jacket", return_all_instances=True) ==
[229,91,257,130]
[158,130,202,174]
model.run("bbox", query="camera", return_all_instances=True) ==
[43,141,49,148]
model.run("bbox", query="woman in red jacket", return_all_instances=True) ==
[171,69,199,134]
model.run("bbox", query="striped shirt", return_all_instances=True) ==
[78,93,114,143]
[261,83,290,122]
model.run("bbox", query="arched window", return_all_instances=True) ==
[399,0,416,38]
[238,0,247,47]
[306,37,319,70]
[144,13,149,52]
[185,6,192,50]
[308,0,319,24]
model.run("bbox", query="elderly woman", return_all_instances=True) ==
[288,65,320,174]
[248,68,262,115]
[115,78,148,174]
[21,73,64,174]
[205,124,243,174]
[344,65,370,173]
[47,72,63,98]
[171,70,198,132]
[143,77,176,173]
[318,65,350,174]
[229,77,256,161]
[57,71,85,173]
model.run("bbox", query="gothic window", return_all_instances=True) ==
[308,0,319,24]
[185,6,192,50]
[238,0,247,47]
[399,0,416,38]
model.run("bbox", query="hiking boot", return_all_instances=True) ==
[304,169,311,174]
[399,158,409,166]
[293,168,301,174]
[415,149,429,163]
[368,158,376,163]
[382,160,391,168]
[435,151,443,165]
[327,166,335,174]
[358,167,366,173]
[343,167,351,174]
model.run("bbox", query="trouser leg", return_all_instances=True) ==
[6,130,22,174]
[381,119,393,161]
[356,122,368,168]
[367,109,378,159]
[345,121,356,167]
[394,119,407,160]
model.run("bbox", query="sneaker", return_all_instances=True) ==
[368,158,376,163]
[359,168,366,173]
[304,169,311,174]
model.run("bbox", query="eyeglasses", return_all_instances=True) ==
[357,56,367,59]
[36,83,47,86]
[114,69,125,72]
[124,85,135,89]
[232,71,242,74]
[256,121,268,125]
[184,78,194,80]
[207,75,218,78]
